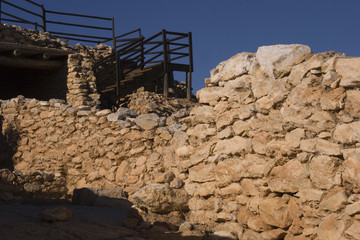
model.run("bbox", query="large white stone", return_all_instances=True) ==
[209,52,256,84]
[256,44,311,79]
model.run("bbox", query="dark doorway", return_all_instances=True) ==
[0,64,68,101]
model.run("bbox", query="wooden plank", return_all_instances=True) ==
[0,55,65,70]
[0,42,71,56]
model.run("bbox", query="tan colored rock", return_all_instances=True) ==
[320,87,345,110]
[336,57,360,87]
[188,164,215,183]
[134,113,160,130]
[319,186,347,212]
[216,109,239,130]
[333,122,360,144]
[342,149,360,192]
[345,201,360,216]
[345,220,360,239]
[317,214,345,240]
[316,138,341,156]
[345,90,360,118]
[252,132,272,155]
[130,184,189,214]
[197,87,229,104]
[115,161,129,183]
[187,124,216,140]
[308,155,340,189]
[220,183,242,196]
[259,197,292,228]
[209,52,256,84]
[247,215,272,232]
[285,128,305,149]
[268,160,311,193]
[261,229,287,240]
[214,136,252,155]
[256,44,311,79]
[190,105,216,124]
[296,188,324,203]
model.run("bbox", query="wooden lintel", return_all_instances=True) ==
[0,55,65,70]
[0,42,71,57]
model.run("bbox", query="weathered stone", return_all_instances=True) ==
[247,215,272,232]
[317,214,345,240]
[320,87,345,110]
[336,57,360,87]
[214,136,252,155]
[130,184,189,213]
[345,201,360,216]
[188,164,215,183]
[308,156,340,189]
[345,90,360,118]
[319,186,347,212]
[296,188,324,203]
[134,113,160,130]
[345,220,360,239]
[115,161,129,183]
[210,52,256,84]
[259,197,292,228]
[342,148,360,192]
[333,122,360,144]
[256,44,311,79]
[268,160,311,193]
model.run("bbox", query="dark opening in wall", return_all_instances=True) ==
[0,64,68,101]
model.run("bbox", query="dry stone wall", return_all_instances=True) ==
[0,23,112,109]
[2,43,360,239]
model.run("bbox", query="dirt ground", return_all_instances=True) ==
[0,201,216,240]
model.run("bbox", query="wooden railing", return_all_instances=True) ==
[0,0,193,99]
[0,0,114,44]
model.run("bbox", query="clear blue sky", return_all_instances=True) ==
[5,0,360,93]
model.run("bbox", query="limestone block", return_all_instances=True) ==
[333,122,360,144]
[259,197,292,228]
[115,161,129,183]
[196,87,228,104]
[256,44,311,79]
[268,160,311,193]
[188,164,215,183]
[345,90,360,118]
[342,148,360,192]
[296,188,324,203]
[216,109,239,130]
[190,105,216,124]
[308,156,340,189]
[319,186,347,212]
[317,214,345,240]
[247,215,272,232]
[209,52,256,84]
[320,87,345,110]
[186,124,216,140]
[130,184,190,213]
[345,220,360,239]
[285,128,305,149]
[345,201,360,215]
[336,57,360,87]
[134,113,160,130]
[213,136,252,155]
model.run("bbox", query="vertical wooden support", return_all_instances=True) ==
[186,71,192,100]
[41,4,46,31]
[111,17,121,96]
[162,29,169,99]
[0,0,2,24]
[187,32,193,100]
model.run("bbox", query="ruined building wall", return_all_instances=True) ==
[2,39,360,239]
[0,23,112,109]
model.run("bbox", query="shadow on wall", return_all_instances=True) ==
[0,116,19,170]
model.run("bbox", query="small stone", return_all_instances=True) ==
[39,207,72,222]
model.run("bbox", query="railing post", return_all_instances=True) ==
[162,29,169,99]
[0,0,2,24]
[41,4,46,31]
[112,17,121,96]
[140,36,145,70]
[187,32,193,100]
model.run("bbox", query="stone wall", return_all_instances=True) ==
[2,43,360,239]
[0,23,111,109]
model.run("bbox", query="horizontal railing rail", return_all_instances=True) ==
[0,0,44,30]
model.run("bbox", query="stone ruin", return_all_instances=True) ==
[1,23,360,239]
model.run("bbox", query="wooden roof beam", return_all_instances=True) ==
[0,55,65,70]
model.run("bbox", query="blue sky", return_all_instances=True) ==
[4,0,360,93]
